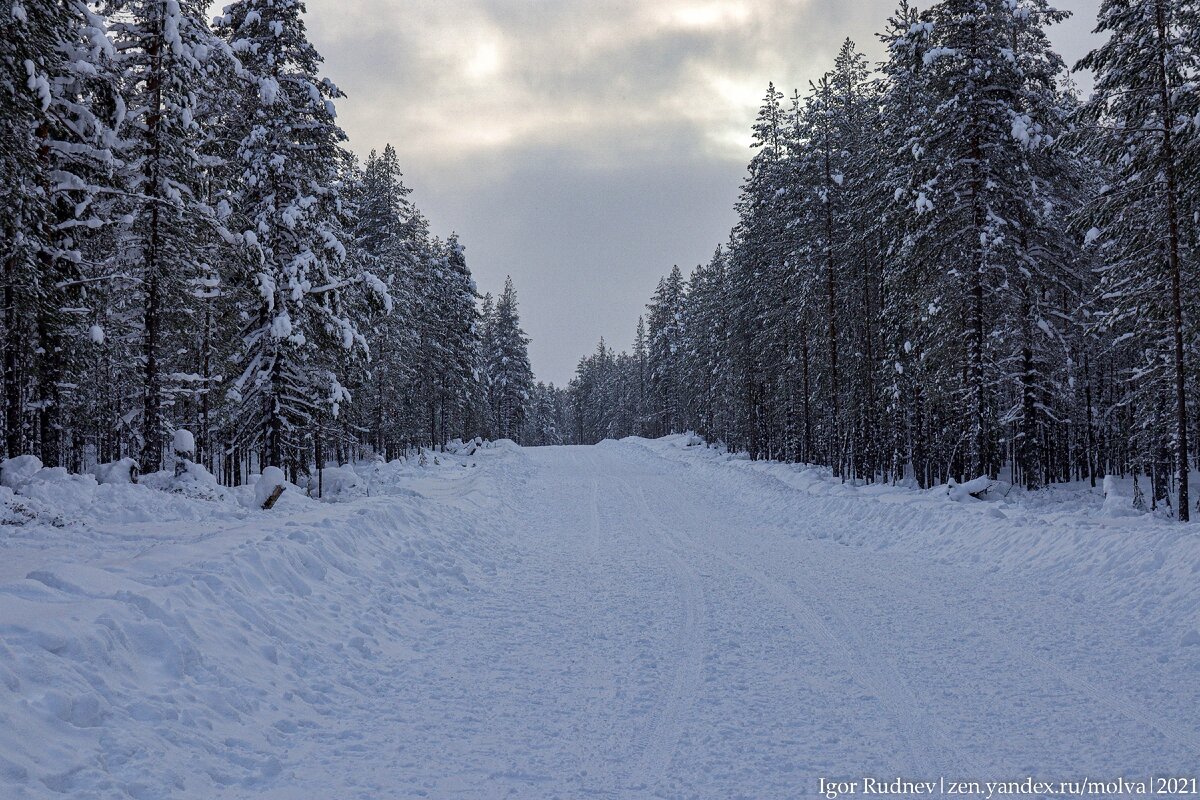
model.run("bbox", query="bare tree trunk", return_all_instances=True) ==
[4,252,21,456]
[823,142,840,475]
[140,11,166,472]
[1154,0,1190,521]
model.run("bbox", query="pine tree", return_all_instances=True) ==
[434,234,481,445]
[646,266,686,437]
[216,0,374,472]
[484,277,533,440]
[1077,0,1199,519]
[729,84,787,459]
[1,0,116,464]
[346,146,410,457]
[104,0,235,470]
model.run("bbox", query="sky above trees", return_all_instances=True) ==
[301,0,1103,385]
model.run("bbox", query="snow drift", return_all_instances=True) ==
[0,449,510,797]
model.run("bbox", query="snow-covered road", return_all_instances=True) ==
[2,438,1199,798]
[397,441,1198,798]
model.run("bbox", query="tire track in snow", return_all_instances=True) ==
[640,440,1200,771]
[642,467,978,779]
[573,450,622,797]
[607,469,706,794]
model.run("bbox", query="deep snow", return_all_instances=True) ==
[1,436,1198,798]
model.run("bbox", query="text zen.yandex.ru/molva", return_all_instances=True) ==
[818,776,1199,799]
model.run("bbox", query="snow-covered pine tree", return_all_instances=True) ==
[1077,0,1199,519]
[992,0,1084,490]
[526,381,565,446]
[646,265,686,438]
[346,145,414,457]
[473,291,495,441]
[904,0,1076,482]
[727,84,789,458]
[104,0,235,470]
[485,276,533,441]
[876,1,939,486]
[631,315,649,436]
[216,0,377,474]
[408,233,450,448]
[792,41,879,476]
[434,234,481,445]
[831,40,883,480]
[1,0,116,465]
[679,247,735,445]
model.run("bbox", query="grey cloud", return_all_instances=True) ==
[301,0,1102,384]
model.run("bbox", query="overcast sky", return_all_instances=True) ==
[299,0,1103,386]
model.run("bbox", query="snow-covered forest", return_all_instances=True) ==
[0,0,537,485]
[553,0,1200,521]
[5,1,1200,796]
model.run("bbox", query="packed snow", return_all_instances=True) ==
[1,437,1198,798]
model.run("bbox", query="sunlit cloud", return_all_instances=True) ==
[296,0,1104,385]
[304,0,834,167]
[662,1,753,31]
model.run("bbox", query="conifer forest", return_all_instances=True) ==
[4,2,1200,797]
[2,0,536,485]
[4,0,1200,520]
[558,0,1200,522]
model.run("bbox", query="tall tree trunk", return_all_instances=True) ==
[4,252,21,456]
[200,301,211,470]
[969,144,987,479]
[1084,352,1096,488]
[1154,0,1190,520]
[266,354,283,469]
[35,290,61,468]
[140,13,166,472]
[142,271,162,468]
[824,144,840,475]
[801,322,812,463]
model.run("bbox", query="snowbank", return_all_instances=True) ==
[623,434,1200,646]
[0,445,514,797]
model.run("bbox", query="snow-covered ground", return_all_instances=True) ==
[1,437,1198,798]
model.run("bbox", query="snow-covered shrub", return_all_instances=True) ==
[171,429,195,456]
[307,466,362,501]
[0,485,60,527]
[17,468,99,510]
[141,461,230,502]
[94,458,139,485]
[945,476,1011,502]
[1100,474,1134,517]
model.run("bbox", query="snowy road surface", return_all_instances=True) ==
[2,437,1199,798]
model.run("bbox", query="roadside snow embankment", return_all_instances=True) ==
[624,435,1200,655]
[0,444,520,798]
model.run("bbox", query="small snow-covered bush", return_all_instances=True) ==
[308,466,362,501]
[141,461,230,502]
[945,476,1012,502]
[94,457,139,485]
[17,467,99,509]
[172,429,195,456]
[0,485,59,526]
